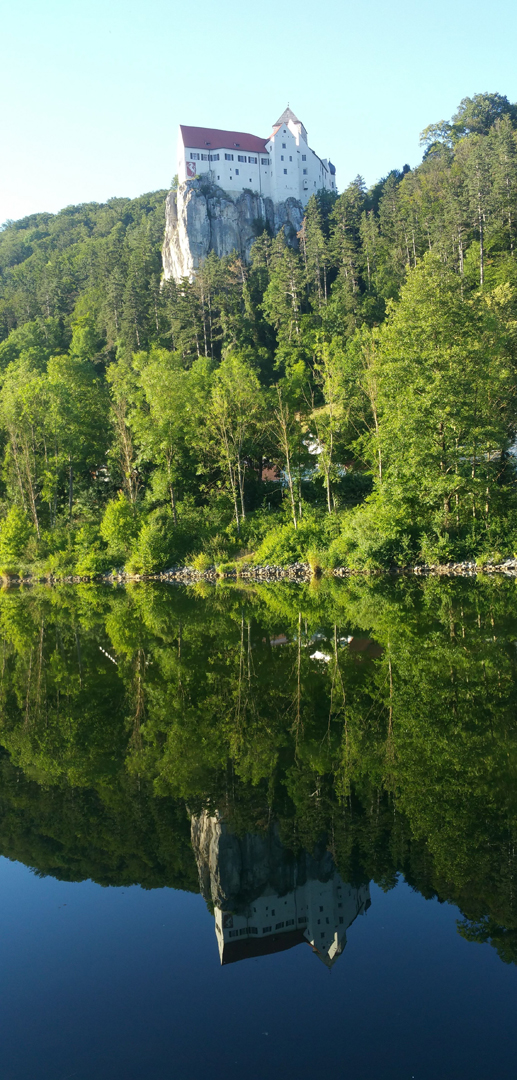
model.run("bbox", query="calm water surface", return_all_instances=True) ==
[0,577,516,1079]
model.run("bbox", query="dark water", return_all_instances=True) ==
[0,577,516,1079]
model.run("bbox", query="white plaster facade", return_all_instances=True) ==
[177,107,336,208]
[214,875,370,967]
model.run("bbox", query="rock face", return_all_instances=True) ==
[191,810,337,912]
[162,178,305,282]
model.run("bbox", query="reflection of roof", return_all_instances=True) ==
[348,637,383,659]
[180,125,268,153]
[221,928,307,965]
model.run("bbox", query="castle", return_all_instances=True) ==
[177,106,337,207]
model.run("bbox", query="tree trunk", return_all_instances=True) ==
[274,390,297,529]
[68,455,73,521]
[237,457,246,522]
[169,483,178,526]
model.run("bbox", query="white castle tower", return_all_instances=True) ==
[177,106,336,208]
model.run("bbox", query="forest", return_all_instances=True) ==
[1,91,517,574]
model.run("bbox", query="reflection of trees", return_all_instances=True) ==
[0,578,515,962]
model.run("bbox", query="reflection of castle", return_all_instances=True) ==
[191,813,370,967]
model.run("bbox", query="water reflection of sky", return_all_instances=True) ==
[0,856,515,1080]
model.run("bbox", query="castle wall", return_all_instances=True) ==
[176,111,337,210]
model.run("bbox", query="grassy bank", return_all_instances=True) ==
[1,492,516,584]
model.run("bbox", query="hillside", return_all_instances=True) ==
[0,91,517,575]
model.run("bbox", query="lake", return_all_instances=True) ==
[0,576,515,1079]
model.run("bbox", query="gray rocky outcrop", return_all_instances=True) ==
[162,178,305,282]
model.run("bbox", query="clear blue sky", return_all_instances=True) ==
[2,0,517,224]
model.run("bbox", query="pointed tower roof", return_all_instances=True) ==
[274,106,301,127]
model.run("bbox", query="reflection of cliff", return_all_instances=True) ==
[191,812,370,967]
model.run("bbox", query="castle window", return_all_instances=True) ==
[271,909,275,916]
[280,155,284,161]
[209,154,219,162]
[238,155,246,162]
[225,153,234,161]
[235,169,239,175]
[201,154,209,161]
[303,169,307,175]
[239,928,248,936]
[282,142,286,148]
[286,919,294,926]
[262,926,272,933]
[229,930,238,938]
[234,142,240,147]
[321,932,325,939]
[298,916,307,924]
[248,156,257,164]
[284,169,287,174]
[289,156,292,162]
[261,157,269,165]
[190,152,200,160]
[319,906,323,912]
[302,154,306,161]
[250,927,258,934]
[339,917,344,924]
[275,922,285,930]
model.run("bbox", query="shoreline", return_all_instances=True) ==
[2,558,517,586]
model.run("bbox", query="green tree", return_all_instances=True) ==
[209,353,264,530]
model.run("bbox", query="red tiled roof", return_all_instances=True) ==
[180,125,269,154]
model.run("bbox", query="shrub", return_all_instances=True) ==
[0,507,32,572]
[74,524,112,576]
[191,552,213,572]
[100,494,140,562]
[126,512,174,574]
[253,512,327,565]
[327,496,419,570]
[307,549,324,575]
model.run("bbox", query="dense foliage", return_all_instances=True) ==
[0,577,516,965]
[2,91,517,572]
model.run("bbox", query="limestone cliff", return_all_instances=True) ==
[162,178,304,282]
